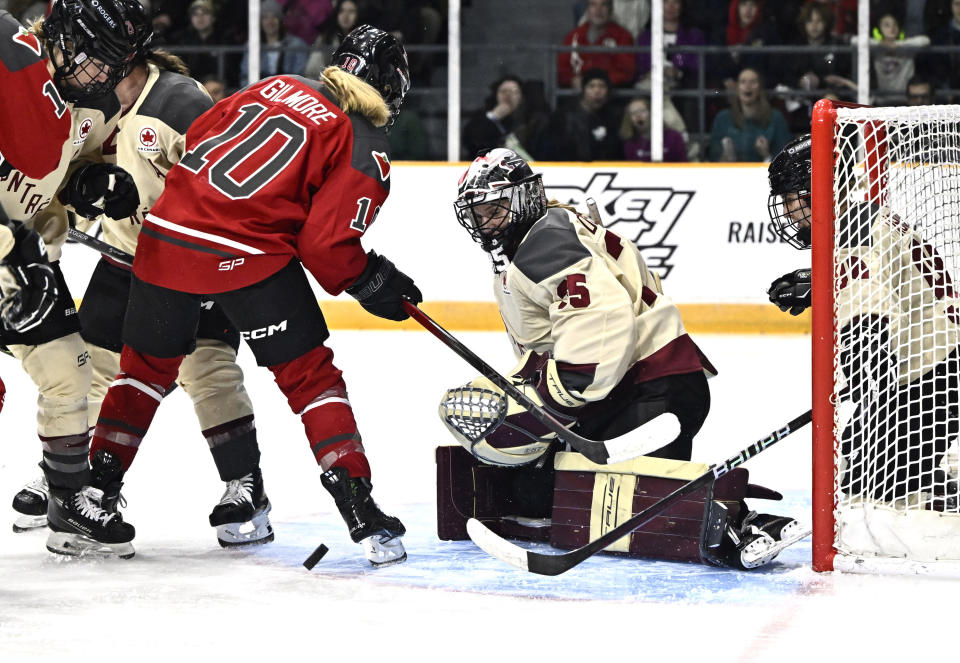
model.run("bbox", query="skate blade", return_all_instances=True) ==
[740,522,812,568]
[46,531,135,559]
[13,514,48,533]
[363,533,407,567]
[215,505,274,548]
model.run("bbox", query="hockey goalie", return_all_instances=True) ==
[434,148,808,570]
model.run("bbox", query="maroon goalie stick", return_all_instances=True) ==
[467,409,812,575]
[402,301,677,465]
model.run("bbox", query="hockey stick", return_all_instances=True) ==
[402,301,678,464]
[67,227,133,266]
[466,409,813,575]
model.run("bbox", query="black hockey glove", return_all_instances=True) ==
[63,163,140,220]
[0,221,57,334]
[767,268,811,316]
[346,250,423,321]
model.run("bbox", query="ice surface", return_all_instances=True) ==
[1,331,956,661]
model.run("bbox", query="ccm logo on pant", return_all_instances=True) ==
[241,320,288,340]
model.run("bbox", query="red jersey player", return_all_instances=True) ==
[87,25,419,566]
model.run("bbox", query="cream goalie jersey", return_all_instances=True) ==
[494,206,714,402]
[89,63,213,257]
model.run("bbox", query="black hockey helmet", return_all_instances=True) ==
[454,148,547,254]
[768,134,813,249]
[43,0,153,103]
[332,25,410,126]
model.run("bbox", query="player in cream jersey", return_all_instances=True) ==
[767,134,960,503]
[2,2,148,557]
[450,148,716,466]
[69,45,274,548]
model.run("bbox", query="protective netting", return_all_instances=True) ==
[831,105,960,561]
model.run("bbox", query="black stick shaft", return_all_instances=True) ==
[402,301,611,463]
[67,227,133,266]
[526,409,813,575]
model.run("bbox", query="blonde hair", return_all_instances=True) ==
[320,66,390,128]
[547,199,579,214]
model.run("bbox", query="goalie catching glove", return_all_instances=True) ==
[0,219,57,333]
[62,163,140,220]
[439,351,586,467]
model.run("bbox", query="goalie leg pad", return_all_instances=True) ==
[436,445,553,542]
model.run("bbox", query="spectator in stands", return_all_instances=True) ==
[558,0,636,89]
[172,0,242,87]
[548,68,623,161]
[573,0,651,40]
[201,75,227,102]
[708,66,791,162]
[375,0,444,84]
[463,75,550,161]
[621,97,688,162]
[784,2,852,92]
[906,75,935,105]
[865,10,930,105]
[240,0,309,82]
[277,0,333,46]
[717,0,781,89]
[636,0,705,90]
[928,0,960,93]
[684,0,732,44]
[304,0,367,80]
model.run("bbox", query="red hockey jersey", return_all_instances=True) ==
[134,75,393,295]
[0,12,72,179]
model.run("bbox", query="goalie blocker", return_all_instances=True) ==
[436,446,805,570]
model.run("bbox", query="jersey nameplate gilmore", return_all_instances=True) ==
[259,79,338,125]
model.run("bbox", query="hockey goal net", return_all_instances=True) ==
[812,99,960,574]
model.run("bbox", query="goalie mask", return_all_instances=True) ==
[767,134,813,249]
[454,148,548,255]
[333,24,410,127]
[43,0,153,103]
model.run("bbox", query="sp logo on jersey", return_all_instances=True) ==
[372,151,390,181]
[138,126,160,153]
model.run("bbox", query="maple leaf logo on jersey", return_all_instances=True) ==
[12,26,41,56]
[77,118,93,142]
[139,127,158,147]
[372,151,390,181]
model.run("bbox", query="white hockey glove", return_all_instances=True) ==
[439,352,586,467]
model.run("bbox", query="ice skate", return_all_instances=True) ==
[90,448,126,515]
[12,476,48,532]
[209,469,274,548]
[46,485,135,559]
[737,513,810,569]
[321,467,407,567]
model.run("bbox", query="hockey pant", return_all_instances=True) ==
[7,334,92,490]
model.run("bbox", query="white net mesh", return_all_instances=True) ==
[831,105,960,562]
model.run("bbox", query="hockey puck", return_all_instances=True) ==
[303,543,329,570]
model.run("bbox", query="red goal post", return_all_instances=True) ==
[811,98,960,575]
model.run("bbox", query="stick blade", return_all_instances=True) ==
[466,518,530,572]
[603,412,681,464]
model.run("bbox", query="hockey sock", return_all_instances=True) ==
[40,432,92,490]
[90,347,183,471]
[204,414,261,481]
[269,345,371,479]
